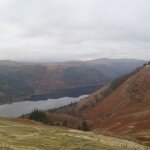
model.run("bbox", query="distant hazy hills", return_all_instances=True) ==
[0,58,145,104]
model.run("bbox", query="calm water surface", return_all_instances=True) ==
[0,95,87,117]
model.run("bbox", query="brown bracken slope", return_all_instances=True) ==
[85,65,150,146]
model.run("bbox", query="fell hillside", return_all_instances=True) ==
[0,116,148,150]
[0,59,145,104]
[0,62,108,104]
[47,64,150,146]
[86,64,150,119]
[35,65,108,94]
[0,64,47,104]
[49,84,110,117]
[85,65,150,145]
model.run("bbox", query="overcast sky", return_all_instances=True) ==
[0,0,150,62]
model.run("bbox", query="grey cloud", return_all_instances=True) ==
[0,0,150,62]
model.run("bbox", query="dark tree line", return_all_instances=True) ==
[27,108,90,131]
[143,61,150,66]
[29,109,48,124]
[102,64,145,98]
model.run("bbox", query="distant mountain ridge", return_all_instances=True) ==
[0,58,145,104]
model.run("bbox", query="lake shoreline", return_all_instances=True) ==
[24,83,104,101]
[0,95,88,117]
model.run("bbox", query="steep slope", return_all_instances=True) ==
[85,65,150,145]
[50,84,110,117]
[0,116,148,150]
[86,65,150,119]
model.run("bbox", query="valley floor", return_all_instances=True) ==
[0,117,149,150]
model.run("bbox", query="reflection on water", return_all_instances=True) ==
[0,95,87,117]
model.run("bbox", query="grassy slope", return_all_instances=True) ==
[0,117,148,150]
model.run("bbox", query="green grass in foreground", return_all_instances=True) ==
[0,117,149,150]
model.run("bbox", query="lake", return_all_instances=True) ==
[0,95,87,117]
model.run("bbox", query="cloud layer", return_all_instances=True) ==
[0,0,150,61]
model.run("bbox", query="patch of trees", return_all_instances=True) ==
[81,120,90,131]
[102,74,130,98]
[29,109,48,124]
[102,65,143,98]
[26,108,90,131]
[143,61,150,66]
[49,101,77,116]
